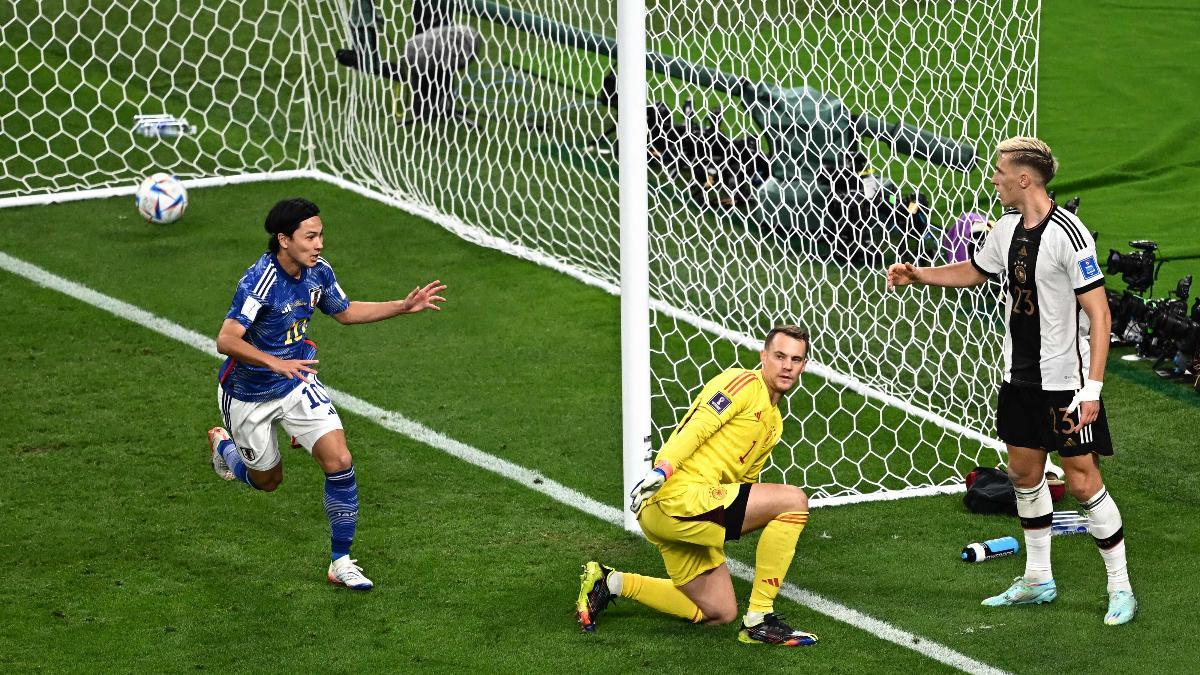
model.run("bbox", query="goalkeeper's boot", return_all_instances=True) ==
[1104,590,1137,626]
[576,561,616,632]
[737,613,818,646]
[328,555,374,590]
[981,577,1057,606]
[206,427,234,481]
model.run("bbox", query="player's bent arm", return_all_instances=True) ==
[654,405,726,472]
[1064,287,1111,429]
[215,319,317,380]
[889,260,988,289]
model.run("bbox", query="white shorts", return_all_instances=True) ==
[217,378,344,471]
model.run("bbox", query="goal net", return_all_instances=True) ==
[1,0,1041,504]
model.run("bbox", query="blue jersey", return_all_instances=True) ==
[218,253,351,402]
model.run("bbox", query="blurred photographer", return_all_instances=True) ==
[336,0,480,124]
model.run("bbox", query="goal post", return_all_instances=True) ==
[616,0,652,533]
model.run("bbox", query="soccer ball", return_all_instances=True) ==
[135,172,188,224]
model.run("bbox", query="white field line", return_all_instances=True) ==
[3,174,999,501]
[0,250,1008,675]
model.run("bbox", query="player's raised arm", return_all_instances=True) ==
[332,280,447,324]
[886,260,989,290]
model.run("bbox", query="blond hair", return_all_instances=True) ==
[997,136,1057,185]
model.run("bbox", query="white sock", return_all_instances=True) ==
[606,570,623,595]
[1023,528,1053,582]
[1099,541,1132,593]
[1083,486,1132,593]
[1015,477,1054,581]
[743,610,768,627]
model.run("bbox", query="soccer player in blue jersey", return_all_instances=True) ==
[206,197,446,590]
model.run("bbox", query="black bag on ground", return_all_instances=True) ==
[963,466,1017,516]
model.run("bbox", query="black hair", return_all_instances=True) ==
[264,198,320,253]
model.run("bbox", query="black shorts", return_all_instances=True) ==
[996,382,1113,457]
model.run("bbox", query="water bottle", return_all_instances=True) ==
[132,114,195,138]
[1052,511,1089,536]
[961,536,1020,563]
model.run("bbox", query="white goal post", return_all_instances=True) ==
[0,0,1042,524]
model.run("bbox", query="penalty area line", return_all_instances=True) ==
[0,250,1007,675]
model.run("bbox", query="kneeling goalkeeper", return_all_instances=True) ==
[577,325,818,646]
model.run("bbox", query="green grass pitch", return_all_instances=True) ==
[2,0,1200,672]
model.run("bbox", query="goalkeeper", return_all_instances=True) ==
[576,326,818,646]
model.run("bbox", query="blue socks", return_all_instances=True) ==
[218,439,359,561]
[218,439,257,489]
[324,466,359,561]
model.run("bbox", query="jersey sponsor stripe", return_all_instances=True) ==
[727,372,756,394]
[726,371,755,390]
[220,388,235,441]
[218,357,236,384]
[1050,210,1086,251]
[252,264,277,298]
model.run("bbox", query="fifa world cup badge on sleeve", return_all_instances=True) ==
[708,392,732,413]
[1078,254,1101,280]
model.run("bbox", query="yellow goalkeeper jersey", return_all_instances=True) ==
[649,367,783,504]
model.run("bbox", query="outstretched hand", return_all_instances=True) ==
[270,358,318,382]
[401,280,447,314]
[885,263,920,291]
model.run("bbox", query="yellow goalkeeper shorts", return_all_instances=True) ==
[638,482,751,586]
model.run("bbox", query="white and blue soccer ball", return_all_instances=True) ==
[135,172,188,224]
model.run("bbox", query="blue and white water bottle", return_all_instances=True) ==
[961,536,1020,563]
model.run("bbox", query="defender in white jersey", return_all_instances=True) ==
[206,197,447,590]
[886,138,1136,625]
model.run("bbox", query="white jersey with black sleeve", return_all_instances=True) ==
[969,203,1105,391]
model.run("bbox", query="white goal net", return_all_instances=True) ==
[1,0,1041,504]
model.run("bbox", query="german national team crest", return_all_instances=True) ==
[1013,261,1027,284]
[309,285,323,309]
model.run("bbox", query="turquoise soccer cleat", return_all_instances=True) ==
[1104,590,1137,626]
[981,577,1057,606]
